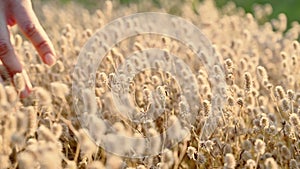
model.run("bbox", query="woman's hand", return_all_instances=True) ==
[0,0,56,97]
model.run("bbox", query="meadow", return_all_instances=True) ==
[0,0,300,168]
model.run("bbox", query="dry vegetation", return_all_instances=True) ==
[1,0,300,168]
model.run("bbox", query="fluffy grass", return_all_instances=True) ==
[0,0,300,168]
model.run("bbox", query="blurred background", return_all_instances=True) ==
[41,0,300,29]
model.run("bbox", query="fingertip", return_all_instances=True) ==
[44,53,56,66]
[20,85,32,98]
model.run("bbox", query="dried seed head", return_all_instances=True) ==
[227,96,234,106]
[25,106,37,137]
[225,58,234,73]
[13,72,25,92]
[287,89,294,100]
[292,40,299,51]
[289,113,300,126]
[106,155,124,169]
[289,159,298,169]
[134,42,144,51]
[264,157,278,169]
[53,60,65,72]
[241,151,253,162]
[87,161,105,169]
[35,87,52,105]
[112,122,125,133]
[85,29,93,38]
[266,83,273,91]
[16,112,28,134]
[36,142,62,169]
[53,123,63,139]
[50,82,70,99]
[257,66,268,80]
[280,145,291,160]
[260,115,269,128]
[161,149,174,166]
[105,0,113,17]
[244,72,252,92]
[0,84,7,106]
[187,146,197,159]
[291,55,297,66]
[5,86,18,104]
[266,125,277,135]
[179,100,189,115]
[151,75,161,86]
[237,98,244,107]
[205,140,214,149]
[280,51,288,60]
[225,58,233,68]
[254,139,266,155]
[275,86,285,99]
[239,58,247,71]
[195,152,206,164]
[78,129,97,158]
[245,159,256,169]
[223,144,232,155]
[37,125,56,142]
[168,115,183,140]
[280,98,290,112]
[226,73,234,85]
[242,140,252,151]
[203,100,211,115]
[17,152,37,169]
[224,153,236,169]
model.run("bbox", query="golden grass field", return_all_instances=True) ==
[0,0,300,168]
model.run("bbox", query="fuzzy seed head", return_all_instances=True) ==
[13,72,25,92]
[275,86,285,99]
[187,146,197,159]
[35,87,52,105]
[50,82,70,99]
[287,89,295,100]
[237,98,244,107]
[281,98,290,112]
[257,66,268,80]
[242,140,252,151]
[254,139,266,155]
[244,72,252,92]
[289,159,298,169]
[280,145,291,160]
[289,113,300,126]
[264,157,278,169]
[227,96,234,106]
[224,153,236,169]
[245,159,256,169]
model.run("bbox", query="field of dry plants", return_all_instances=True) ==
[1,0,300,168]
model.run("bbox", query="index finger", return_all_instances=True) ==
[12,0,57,66]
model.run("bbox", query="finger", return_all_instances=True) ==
[0,12,22,77]
[0,12,32,97]
[0,75,3,84]
[13,0,57,66]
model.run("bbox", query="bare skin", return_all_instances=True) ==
[0,0,56,97]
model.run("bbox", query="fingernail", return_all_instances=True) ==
[45,53,56,66]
